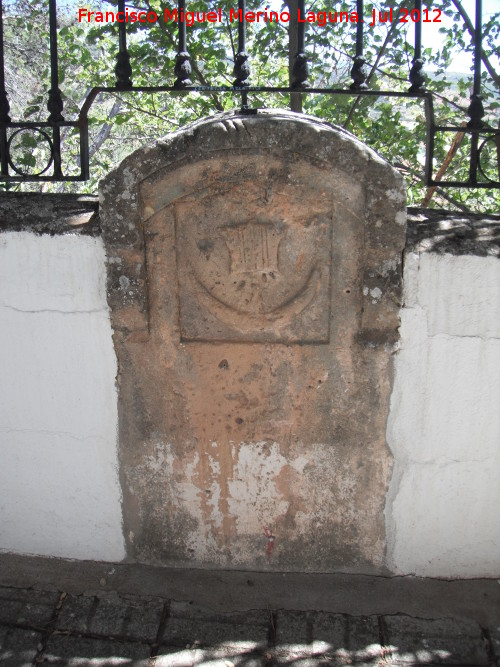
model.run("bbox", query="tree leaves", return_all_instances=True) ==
[2,0,499,211]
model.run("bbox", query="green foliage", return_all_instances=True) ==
[2,0,499,212]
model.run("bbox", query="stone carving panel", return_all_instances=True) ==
[173,160,332,343]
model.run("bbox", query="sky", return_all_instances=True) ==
[418,0,498,72]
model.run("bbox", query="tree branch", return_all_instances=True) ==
[451,0,500,89]
[395,162,471,211]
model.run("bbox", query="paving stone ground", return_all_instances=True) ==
[0,585,497,667]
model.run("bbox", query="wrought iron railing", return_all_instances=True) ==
[0,0,498,187]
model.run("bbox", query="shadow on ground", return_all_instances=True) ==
[0,586,497,666]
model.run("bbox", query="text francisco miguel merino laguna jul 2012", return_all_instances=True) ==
[78,6,443,27]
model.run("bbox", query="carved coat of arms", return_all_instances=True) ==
[175,195,332,343]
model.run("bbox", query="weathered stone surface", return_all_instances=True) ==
[42,635,151,664]
[0,194,99,236]
[0,626,42,665]
[490,623,500,661]
[90,595,164,641]
[171,160,332,344]
[56,593,164,642]
[162,617,267,649]
[163,602,269,649]
[272,612,369,665]
[154,646,205,667]
[313,613,382,662]
[99,110,406,571]
[0,586,58,628]
[274,610,310,645]
[0,583,497,667]
[155,645,264,667]
[383,615,489,665]
[56,594,95,634]
[169,602,269,628]
[406,208,500,257]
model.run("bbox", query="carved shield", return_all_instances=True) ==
[174,162,333,343]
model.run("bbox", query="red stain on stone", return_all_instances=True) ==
[263,526,276,562]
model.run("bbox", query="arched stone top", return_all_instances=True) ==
[100,110,404,231]
[99,110,406,340]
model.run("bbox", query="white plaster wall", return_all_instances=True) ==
[386,251,500,577]
[0,232,125,561]
[1,229,498,577]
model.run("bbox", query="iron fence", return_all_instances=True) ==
[0,0,498,187]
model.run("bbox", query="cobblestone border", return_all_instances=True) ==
[1,585,497,666]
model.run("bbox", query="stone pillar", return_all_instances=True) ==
[99,110,406,572]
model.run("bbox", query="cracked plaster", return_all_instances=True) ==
[385,249,500,577]
[0,231,125,562]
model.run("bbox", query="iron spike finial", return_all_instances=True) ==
[233,51,250,88]
[115,50,133,88]
[409,58,426,92]
[467,94,484,128]
[174,51,192,88]
[291,51,309,89]
[47,88,64,122]
[350,56,369,91]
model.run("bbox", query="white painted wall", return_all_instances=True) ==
[0,232,125,561]
[386,251,500,577]
[1,230,498,576]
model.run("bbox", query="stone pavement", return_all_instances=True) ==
[1,584,499,667]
